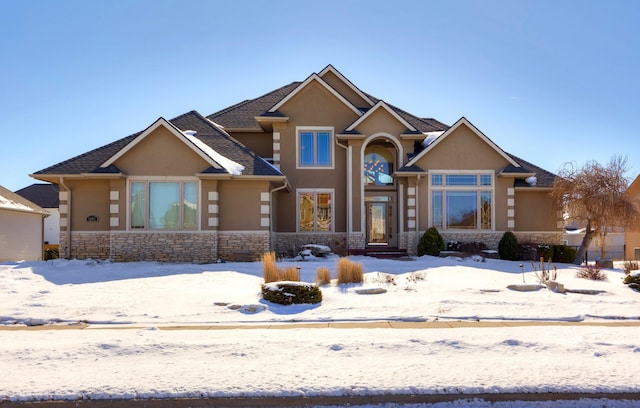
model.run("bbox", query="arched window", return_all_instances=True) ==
[364,144,395,186]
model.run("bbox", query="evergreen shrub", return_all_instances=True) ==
[417,227,444,257]
[498,231,519,261]
[261,282,322,305]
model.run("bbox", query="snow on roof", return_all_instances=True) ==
[422,131,445,146]
[0,185,49,215]
[183,133,245,176]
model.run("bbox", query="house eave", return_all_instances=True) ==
[255,116,289,123]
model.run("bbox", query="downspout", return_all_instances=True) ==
[58,177,71,259]
[335,139,350,254]
[269,179,289,252]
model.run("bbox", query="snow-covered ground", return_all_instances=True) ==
[1,255,640,407]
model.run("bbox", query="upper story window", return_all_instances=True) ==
[130,180,198,230]
[364,144,395,186]
[297,127,334,168]
[430,172,493,230]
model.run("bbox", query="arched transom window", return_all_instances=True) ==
[364,143,395,186]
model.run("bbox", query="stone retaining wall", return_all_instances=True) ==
[274,233,347,257]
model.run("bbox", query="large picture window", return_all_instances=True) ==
[430,173,492,230]
[298,190,333,232]
[297,127,333,168]
[130,181,197,230]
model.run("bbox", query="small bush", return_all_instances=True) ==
[262,282,322,305]
[336,257,364,284]
[44,247,59,260]
[417,227,444,257]
[536,244,553,262]
[552,245,577,264]
[459,241,488,255]
[498,231,519,261]
[624,261,639,275]
[623,274,640,285]
[316,267,332,285]
[576,264,607,281]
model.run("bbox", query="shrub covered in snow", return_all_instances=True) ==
[261,281,322,305]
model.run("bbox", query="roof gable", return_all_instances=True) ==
[100,117,231,173]
[318,64,375,108]
[32,111,284,180]
[406,117,519,168]
[269,73,362,116]
[345,101,417,132]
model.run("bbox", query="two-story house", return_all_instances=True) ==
[31,65,562,262]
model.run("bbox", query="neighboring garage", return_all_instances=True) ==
[0,184,49,262]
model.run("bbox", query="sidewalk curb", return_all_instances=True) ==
[4,392,640,407]
[2,319,640,331]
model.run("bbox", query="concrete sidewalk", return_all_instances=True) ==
[2,319,640,331]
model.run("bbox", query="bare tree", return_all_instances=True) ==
[550,156,640,264]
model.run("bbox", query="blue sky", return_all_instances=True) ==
[1,0,638,192]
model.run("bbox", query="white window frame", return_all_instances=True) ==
[428,170,495,231]
[296,126,335,169]
[296,188,335,233]
[127,177,200,231]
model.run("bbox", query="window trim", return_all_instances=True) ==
[296,188,335,233]
[296,126,335,169]
[127,177,200,231]
[428,171,495,231]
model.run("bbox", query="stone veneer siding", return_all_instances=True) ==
[217,231,270,262]
[66,231,220,263]
[439,231,564,251]
[274,233,348,257]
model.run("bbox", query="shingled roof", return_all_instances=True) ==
[208,79,449,134]
[33,111,283,178]
[14,183,59,208]
[208,82,301,130]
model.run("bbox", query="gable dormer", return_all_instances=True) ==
[341,101,417,138]
[318,64,375,110]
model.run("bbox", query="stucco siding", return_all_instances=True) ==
[514,189,559,231]
[114,127,210,176]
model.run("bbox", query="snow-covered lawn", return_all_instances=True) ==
[1,255,640,406]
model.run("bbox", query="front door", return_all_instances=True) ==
[366,198,395,246]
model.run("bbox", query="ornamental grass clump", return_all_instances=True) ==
[261,252,299,283]
[316,267,332,285]
[336,257,363,284]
